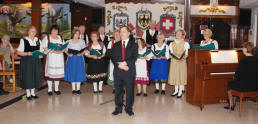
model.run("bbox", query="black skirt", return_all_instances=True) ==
[20,56,42,89]
[228,81,258,92]
[86,58,107,82]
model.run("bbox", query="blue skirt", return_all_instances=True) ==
[65,55,87,82]
[150,59,168,81]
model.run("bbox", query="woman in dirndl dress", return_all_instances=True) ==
[65,28,87,95]
[17,26,43,100]
[149,33,169,95]
[106,30,120,93]
[168,29,190,98]
[42,25,65,96]
[200,28,219,50]
[85,31,107,93]
[135,38,150,97]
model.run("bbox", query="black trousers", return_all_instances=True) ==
[114,73,135,111]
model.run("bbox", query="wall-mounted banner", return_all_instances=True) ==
[105,3,184,38]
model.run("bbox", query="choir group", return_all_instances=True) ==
[0,20,227,116]
[5,21,218,99]
[13,21,219,100]
[1,19,258,116]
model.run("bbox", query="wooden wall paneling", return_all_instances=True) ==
[191,17,206,45]
[191,16,236,49]
[184,0,190,38]
[70,3,93,34]
[31,0,41,37]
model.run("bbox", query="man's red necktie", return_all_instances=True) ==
[122,41,125,60]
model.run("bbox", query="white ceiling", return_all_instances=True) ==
[73,0,184,8]
[240,0,258,8]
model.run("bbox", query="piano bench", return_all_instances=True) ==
[229,89,258,117]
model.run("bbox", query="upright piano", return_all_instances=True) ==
[186,49,244,110]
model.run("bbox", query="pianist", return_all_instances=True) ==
[224,42,258,110]
[200,29,219,49]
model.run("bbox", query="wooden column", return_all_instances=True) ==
[184,0,191,39]
[31,0,42,36]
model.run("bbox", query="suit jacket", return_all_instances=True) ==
[83,33,91,44]
[111,37,138,77]
[232,56,258,91]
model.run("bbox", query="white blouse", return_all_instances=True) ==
[200,39,219,49]
[79,34,89,46]
[107,40,116,49]
[17,37,43,52]
[151,43,169,59]
[66,39,86,51]
[42,35,64,49]
[169,40,190,56]
[85,44,106,55]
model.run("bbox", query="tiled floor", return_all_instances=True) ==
[0,82,257,124]
[0,87,24,106]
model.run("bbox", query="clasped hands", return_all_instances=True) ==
[51,49,65,54]
[117,61,129,71]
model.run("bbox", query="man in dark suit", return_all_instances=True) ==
[98,26,110,48]
[111,26,138,116]
[142,20,159,79]
[79,25,91,45]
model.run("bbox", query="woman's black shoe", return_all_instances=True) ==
[77,90,82,94]
[93,91,98,94]
[136,93,141,96]
[143,93,148,97]
[31,95,39,99]
[154,90,159,94]
[177,94,182,98]
[48,92,53,96]
[72,90,77,94]
[54,91,61,95]
[161,90,165,95]
[27,96,32,100]
[99,90,103,93]
[171,93,178,97]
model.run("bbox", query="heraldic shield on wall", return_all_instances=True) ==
[160,14,176,34]
[113,13,129,30]
[136,10,152,30]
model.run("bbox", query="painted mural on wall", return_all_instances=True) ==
[0,3,71,39]
[0,4,31,38]
[41,4,71,39]
[105,3,184,38]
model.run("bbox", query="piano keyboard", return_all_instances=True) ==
[210,72,235,75]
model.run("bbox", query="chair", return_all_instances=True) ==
[0,53,17,92]
[229,89,258,117]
